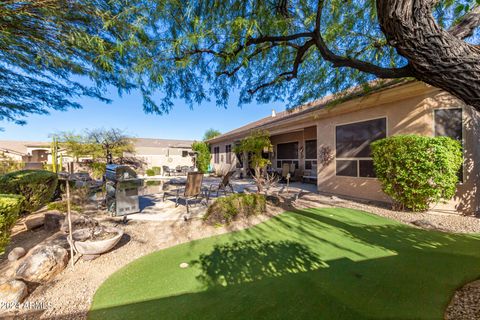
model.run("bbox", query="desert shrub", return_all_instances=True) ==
[204,193,266,225]
[0,154,24,175]
[371,135,462,212]
[146,169,155,176]
[0,194,24,254]
[47,201,83,213]
[192,141,211,173]
[0,170,58,213]
[88,162,106,179]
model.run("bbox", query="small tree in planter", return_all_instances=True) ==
[371,135,463,212]
[235,130,272,193]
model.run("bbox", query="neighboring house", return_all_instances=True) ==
[128,138,194,170]
[208,81,480,215]
[0,138,195,173]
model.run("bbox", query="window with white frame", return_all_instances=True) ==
[335,118,386,177]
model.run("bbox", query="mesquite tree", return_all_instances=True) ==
[131,0,480,113]
[3,0,480,124]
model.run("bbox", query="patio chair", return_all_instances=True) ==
[163,172,206,214]
[181,166,190,175]
[162,165,176,176]
[290,168,304,182]
[281,163,292,182]
[207,170,236,201]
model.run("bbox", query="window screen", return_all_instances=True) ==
[336,160,357,177]
[225,145,232,164]
[336,118,386,158]
[434,109,462,141]
[214,146,220,164]
[277,142,298,159]
[434,108,463,182]
[305,140,317,159]
[335,118,386,178]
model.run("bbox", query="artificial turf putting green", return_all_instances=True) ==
[89,208,480,319]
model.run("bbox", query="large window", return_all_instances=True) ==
[277,142,299,169]
[225,145,232,164]
[213,146,220,164]
[434,108,463,181]
[335,118,386,177]
[277,142,298,159]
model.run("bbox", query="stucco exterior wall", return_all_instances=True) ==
[208,82,479,215]
[316,89,479,214]
[210,141,239,175]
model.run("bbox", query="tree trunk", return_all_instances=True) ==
[377,0,480,109]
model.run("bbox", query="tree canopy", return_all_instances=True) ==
[0,0,152,124]
[55,128,134,163]
[2,0,480,124]
[128,0,480,112]
[203,129,222,141]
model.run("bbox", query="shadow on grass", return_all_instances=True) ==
[87,208,480,320]
[191,239,327,287]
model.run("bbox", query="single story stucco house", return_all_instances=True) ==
[0,138,194,172]
[208,80,480,215]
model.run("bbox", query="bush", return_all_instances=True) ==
[152,167,162,175]
[0,194,24,254]
[371,135,462,212]
[88,162,106,179]
[0,170,58,213]
[47,201,83,213]
[204,193,266,225]
[146,169,155,176]
[192,141,211,173]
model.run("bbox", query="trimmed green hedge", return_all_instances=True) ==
[0,170,58,213]
[204,193,266,225]
[0,194,24,254]
[371,135,463,212]
[146,169,155,176]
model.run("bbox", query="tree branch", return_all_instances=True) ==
[247,39,315,94]
[448,6,480,40]
[312,0,412,79]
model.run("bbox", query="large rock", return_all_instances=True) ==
[23,215,45,230]
[42,232,70,250]
[0,280,28,304]
[44,212,65,232]
[7,247,26,262]
[15,245,68,283]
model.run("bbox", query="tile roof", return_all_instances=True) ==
[208,79,414,143]
[133,138,193,149]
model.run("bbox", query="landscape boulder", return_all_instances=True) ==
[44,212,65,232]
[7,247,26,262]
[42,232,70,250]
[23,215,45,230]
[15,245,68,283]
[0,280,28,304]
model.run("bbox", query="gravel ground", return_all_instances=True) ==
[445,280,480,320]
[0,190,479,319]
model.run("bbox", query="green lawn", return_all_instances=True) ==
[89,208,480,320]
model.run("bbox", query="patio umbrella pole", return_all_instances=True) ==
[66,176,75,268]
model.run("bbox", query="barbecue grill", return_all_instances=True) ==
[105,164,143,216]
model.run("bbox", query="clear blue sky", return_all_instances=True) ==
[0,88,285,142]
